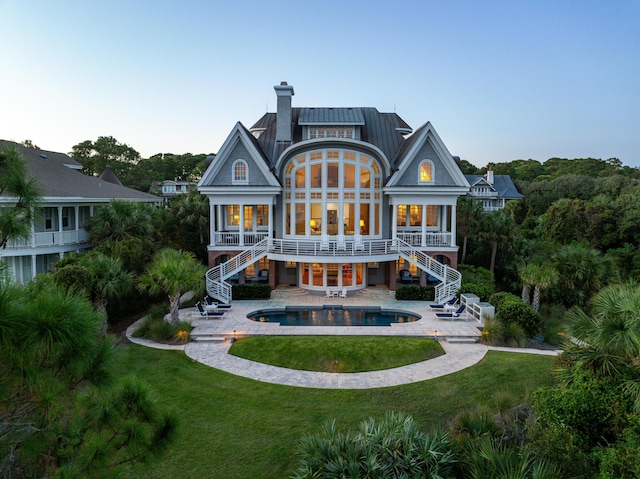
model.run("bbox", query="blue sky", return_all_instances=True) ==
[1,0,639,168]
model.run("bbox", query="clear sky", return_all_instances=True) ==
[1,0,639,168]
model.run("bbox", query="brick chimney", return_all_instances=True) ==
[274,82,294,142]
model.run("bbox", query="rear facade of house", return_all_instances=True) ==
[198,83,470,304]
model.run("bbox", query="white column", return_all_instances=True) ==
[74,206,79,242]
[239,204,245,247]
[268,200,273,241]
[391,204,397,244]
[210,203,216,247]
[31,217,36,247]
[31,254,37,279]
[421,204,427,247]
[57,206,63,244]
[450,203,457,247]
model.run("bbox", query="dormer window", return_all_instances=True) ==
[232,160,248,184]
[308,126,355,140]
[419,160,434,183]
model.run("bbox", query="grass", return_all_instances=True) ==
[118,343,556,479]
[228,336,444,372]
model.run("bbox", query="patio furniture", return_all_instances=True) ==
[204,296,232,309]
[435,304,466,320]
[399,269,413,284]
[354,235,364,251]
[320,235,329,251]
[429,297,458,310]
[326,289,339,298]
[196,302,225,317]
[254,269,269,283]
[339,288,347,298]
[337,234,346,251]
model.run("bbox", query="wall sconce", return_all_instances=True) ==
[310,219,317,228]
[359,219,365,228]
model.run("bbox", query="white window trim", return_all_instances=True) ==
[232,159,249,185]
[418,160,435,184]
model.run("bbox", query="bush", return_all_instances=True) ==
[133,314,191,343]
[232,283,271,300]
[489,292,521,310]
[395,284,435,301]
[459,282,493,302]
[497,299,541,337]
[481,317,525,347]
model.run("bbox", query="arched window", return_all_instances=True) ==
[232,160,248,184]
[419,160,434,183]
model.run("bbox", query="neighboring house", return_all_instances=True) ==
[0,141,160,283]
[465,169,523,211]
[149,179,196,198]
[198,83,471,304]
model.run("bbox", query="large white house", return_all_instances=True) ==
[198,83,471,304]
[0,141,159,283]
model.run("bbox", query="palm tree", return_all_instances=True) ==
[86,200,155,244]
[566,283,640,409]
[478,210,517,273]
[83,252,134,317]
[0,146,41,249]
[138,249,206,324]
[519,262,558,312]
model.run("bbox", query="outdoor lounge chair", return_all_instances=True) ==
[429,297,458,310]
[196,302,225,317]
[354,235,364,251]
[399,269,413,284]
[204,296,232,309]
[339,288,347,298]
[435,304,466,320]
[336,234,346,251]
[320,235,330,251]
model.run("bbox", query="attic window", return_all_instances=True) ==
[419,160,434,183]
[232,159,248,184]
[308,126,354,140]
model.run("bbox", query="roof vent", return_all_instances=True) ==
[40,153,48,159]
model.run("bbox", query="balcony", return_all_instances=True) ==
[395,232,453,247]
[4,229,89,250]
[213,231,269,247]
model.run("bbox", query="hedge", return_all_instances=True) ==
[395,285,435,301]
[232,283,272,300]
[495,298,541,337]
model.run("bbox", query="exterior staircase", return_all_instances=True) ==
[205,237,461,305]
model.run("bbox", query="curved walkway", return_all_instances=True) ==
[126,319,559,390]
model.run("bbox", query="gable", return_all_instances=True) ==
[391,137,457,186]
[198,122,279,188]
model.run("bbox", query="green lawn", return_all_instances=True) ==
[119,342,555,479]
[228,336,444,372]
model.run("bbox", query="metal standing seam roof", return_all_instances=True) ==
[465,174,524,199]
[298,107,365,125]
[252,108,409,169]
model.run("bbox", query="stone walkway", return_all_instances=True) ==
[126,286,560,389]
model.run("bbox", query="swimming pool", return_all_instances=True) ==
[247,305,420,326]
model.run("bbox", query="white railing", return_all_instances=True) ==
[396,232,452,247]
[205,239,270,304]
[214,231,269,246]
[4,229,89,249]
[395,237,461,304]
[205,236,461,305]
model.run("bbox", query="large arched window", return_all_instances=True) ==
[419,160,434,183]
[283,149,383,237]
[232,159,248,184]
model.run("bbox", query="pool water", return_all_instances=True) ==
[248,305,420,326]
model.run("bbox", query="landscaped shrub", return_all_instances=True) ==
[395,284,435,301]
[459,264,495,286]
[489,292,521,310]
[459,282,493,302]
[497,299,541,337]
[133,305,191,343]
[232,283,271,300]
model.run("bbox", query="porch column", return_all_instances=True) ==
[391,205,397,244]
[450,203,457,247]
[31,254,37,279]
[239,204,245,247]
[421,204,427,247]
[57,207,63,245]
[210,203,216,247]
[31,218,36,247]
[74,207,79,242]
[268,200,273,241]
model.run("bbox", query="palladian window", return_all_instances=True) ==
[283,149,383,237]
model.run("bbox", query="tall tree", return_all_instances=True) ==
[477,209,517,273]
[519,262,558,312]
[137,249,206,324]
[0,146,41,249]
[70,136,140,180]
[456,196,483,264]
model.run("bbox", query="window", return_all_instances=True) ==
[419,160,434,183]
[309,126,355,139]
[227,205,240,226]
[232,160,248,184]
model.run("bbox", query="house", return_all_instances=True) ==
[149,179,196,198]
[465,169,523,211]
[197,83,471,304]
[0,141,160,283]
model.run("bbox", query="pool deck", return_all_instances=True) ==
[127,286,560,389]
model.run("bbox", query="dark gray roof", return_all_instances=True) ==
[98,166,123,186]
[298,107,365,125]
[465,174,524,199]
[252,108,409,169]
[0,140,159,202]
